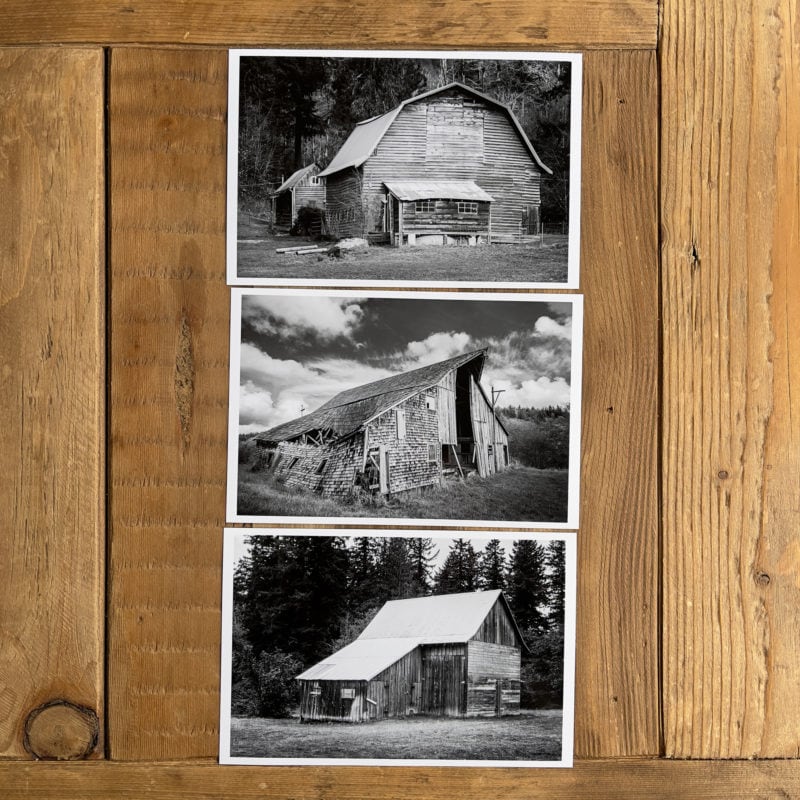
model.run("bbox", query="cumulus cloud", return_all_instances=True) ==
[402,331,473,367]
[242,295,364,340]
[534,315,572,340]
[486,376,572,409]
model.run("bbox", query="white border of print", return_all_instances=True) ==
[226,288,583,530]
[219,527,576,768]
[226,49,582,290]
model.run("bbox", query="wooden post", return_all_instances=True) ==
[487,203,492,244]
[398,200,404,246]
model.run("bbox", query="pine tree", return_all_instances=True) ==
[545,539,566,628]
[506,540,550,634]
[407,537,438,596]
[478,539,507,590]
[374,537,414,602]
[434,539,480,594]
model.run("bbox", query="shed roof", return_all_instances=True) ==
[384,179,494,202]
[319,82,551,177]
[272,163,318,196]
[295,637,420,681]
[256,349,488,444]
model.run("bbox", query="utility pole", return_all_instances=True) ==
[300,403,306,416]
[491,387,505,471]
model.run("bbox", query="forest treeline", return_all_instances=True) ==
[232,536,566,719]
[499,405,570,470]
[238,56,572,223]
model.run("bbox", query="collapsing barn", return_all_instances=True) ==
[271,163,325,230]
[296,590,528,722]
[318,81,551,243]
[253,349,510,499]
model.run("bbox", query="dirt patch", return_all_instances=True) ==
[230,709,563,761]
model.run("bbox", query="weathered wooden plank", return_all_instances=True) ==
[575,51,659,757]
[107,48,229,760]
[0,47,105,760]
[661,0,800,758]
[5,759,800,798]
[0,0,657,49]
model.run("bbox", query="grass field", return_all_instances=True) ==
[238,463,568,522]
[235,214,568,284]
[230,710,563,761]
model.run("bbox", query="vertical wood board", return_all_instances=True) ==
[575,51,660,757]
[661,0,800,758]
[108,48,229,760]
[0,47,105,759]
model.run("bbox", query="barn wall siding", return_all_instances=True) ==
[421,644,468,716]
[469,376,509,476]
[471,598,519,647]
[367,392,442,493]
[272,434,363,498]
[355,87,540,238]
[325,167,363,237]
[374,648,422,717]
[299,679,369,722]
[436,373,458,445]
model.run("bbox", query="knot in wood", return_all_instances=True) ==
[755,572,771,587]
[24,700,99,760]
[717,470,729,480]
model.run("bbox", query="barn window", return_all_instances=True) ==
[341,688,355,699]
[503,444,508,466]
[415,199,435,213]
[457,200,478,215]
[487,445,494,459]
[396,407,406,439]
[316,459,328,475]
[309,175,322,185]
[428,444,438,464]
[310,682,321,696]
[288,457,299,470]
[425,394,437,411]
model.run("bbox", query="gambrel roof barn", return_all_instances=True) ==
[319,82,551,244]
[297,590,528,722]
[254,349,510,498]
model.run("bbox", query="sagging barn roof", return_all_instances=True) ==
[318,82,551,178]
[256,349,490,445]
[383,179,494,202]
[272,163,318,196]
[296,590,528,682]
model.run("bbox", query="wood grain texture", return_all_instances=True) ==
[661,0,800,757]
[0,47,105,760]
[5,759,800,798]
[0,0,657,49]
[575,51,660,757]
[107,48,229,759]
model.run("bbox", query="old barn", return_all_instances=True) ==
[253,349,510,499]
[296,590,527,722]
[318,81,551,244]
[271,162,325,230]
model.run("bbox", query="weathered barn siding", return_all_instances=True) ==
[398,198,490,238]
[299,679,368,722]
[294,171,325,211]
[421,644,467,716]
[436,373,458,445]
[469,376,509,477]
[272,434,363,498]
[472,597,519,646]
[324,167,363,237]
[373,648,422,718]
[356,87,540,238]
[366,392,441,494]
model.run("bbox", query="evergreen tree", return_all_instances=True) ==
[545,540,566,628]
[506,540,550,634]
[478,539,507,590]
[407,537,438,596]
[374,537,414,602]
[434,539,480,594]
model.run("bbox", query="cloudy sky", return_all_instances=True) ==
[238,293,575,434]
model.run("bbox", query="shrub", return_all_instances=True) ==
[253,649,303,718]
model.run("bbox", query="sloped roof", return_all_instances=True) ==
[319,82,551,178]
[295,637,420,681]
[384,179,494,202]
[360,589,525,646]
[257,349,487,444]
[272,163,318,196]
[296,590,528,682]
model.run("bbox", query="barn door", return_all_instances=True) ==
[364,445,389,494]
[367,681,385,719]
[522,203,540,234]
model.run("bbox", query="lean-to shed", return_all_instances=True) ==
[271,163,325,229]
[318,82,551,244]
[297,589,528,722]
[253,349,510,499]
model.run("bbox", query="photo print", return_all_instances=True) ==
[227,289,582,528]
[227,49,582,288]
[220,529,576,767]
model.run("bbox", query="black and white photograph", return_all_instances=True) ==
[227,289,582,528]
[219,529,576,767]
[227,49,582,288]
